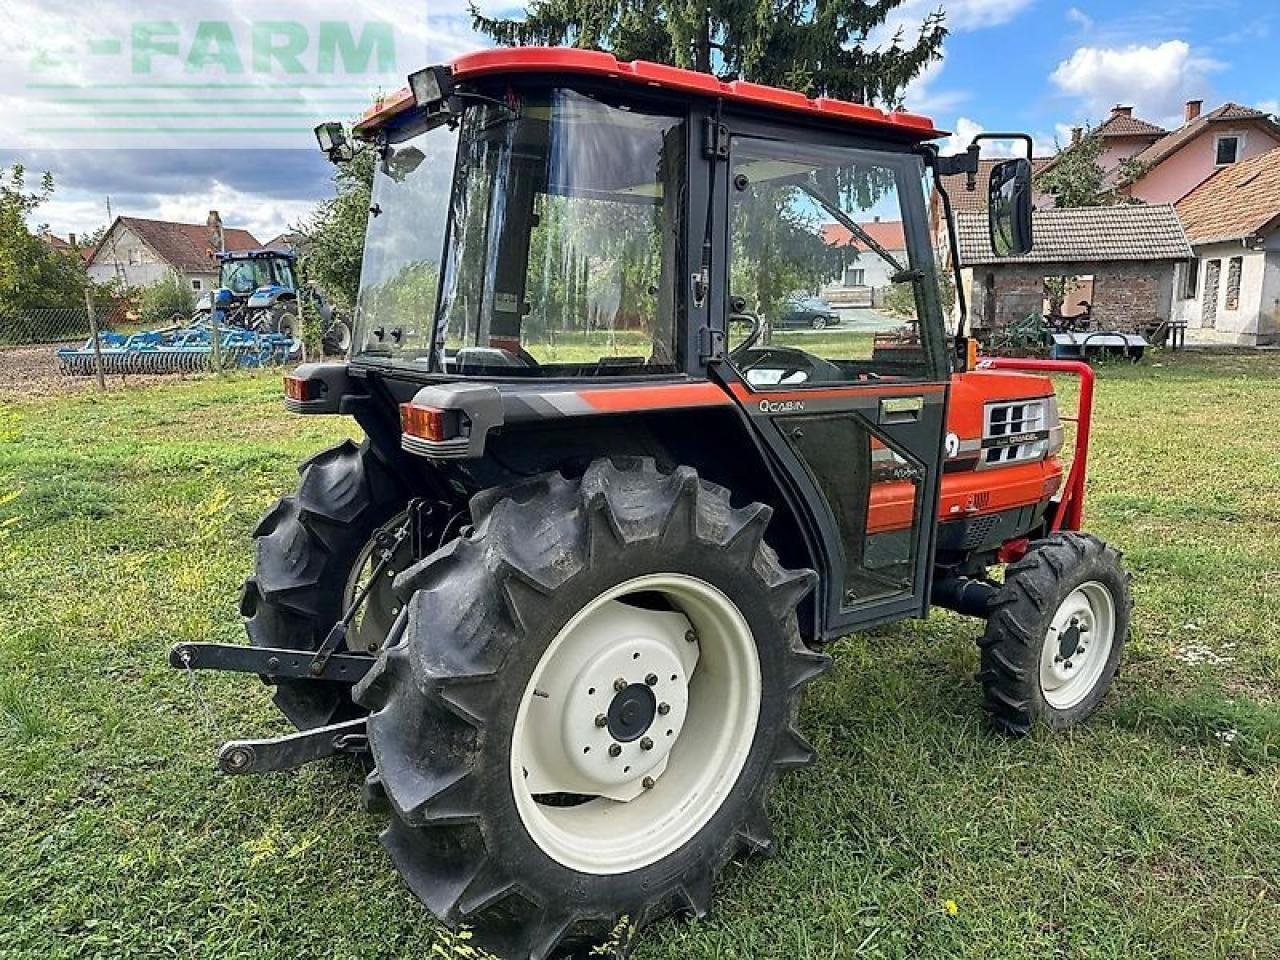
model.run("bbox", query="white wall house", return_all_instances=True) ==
[1173,148,1280,346]
[86,215,262,293]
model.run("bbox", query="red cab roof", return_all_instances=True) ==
[353,47,942,140]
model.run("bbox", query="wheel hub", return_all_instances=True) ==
[558,634,692,795]
[607,683,657,742]
[1039,582,1115,710]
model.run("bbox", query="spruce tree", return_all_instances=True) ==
[471,0,947,105]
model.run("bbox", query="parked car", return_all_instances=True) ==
[777,295,841,329]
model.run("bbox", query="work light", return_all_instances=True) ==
[408,65,454,110]
[313,122,347,158]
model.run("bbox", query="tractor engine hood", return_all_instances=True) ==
[247,285,291,309]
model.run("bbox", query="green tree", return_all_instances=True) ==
[299,146,375,307]
[471,0,946,105]
[1038,132,1107,208]
[0,165,90,313]
[138,273,196,326]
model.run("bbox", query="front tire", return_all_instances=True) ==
[240,439,407,729]
[978,533,1131,734]
[354,459,828,959]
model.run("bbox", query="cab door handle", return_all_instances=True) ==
[879,395,924,424]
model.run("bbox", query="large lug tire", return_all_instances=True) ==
[240,438,407,730]
[354,459,828,959]
[978,532,1132,734]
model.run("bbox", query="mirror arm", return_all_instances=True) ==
[921,144,973,364]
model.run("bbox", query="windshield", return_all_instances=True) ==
[437,88,683,376]
[221,257,290,294]
[353,120,460,358]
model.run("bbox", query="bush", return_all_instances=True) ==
[138,274,195,327]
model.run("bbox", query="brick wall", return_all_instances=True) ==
[969,261,1176,332]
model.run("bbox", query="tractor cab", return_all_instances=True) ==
[201,249,298,308]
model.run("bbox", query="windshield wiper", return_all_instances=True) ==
[797,180,912,280]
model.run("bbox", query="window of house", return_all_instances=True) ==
[1181,259,1200,300]
[1203,259,1221,328]
[128,248,141,266]
[1215,135,1242,166]
[1225,257,1243,311]
[191,279,203,292]
[845,267,866,286]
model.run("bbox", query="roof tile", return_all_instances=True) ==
[1175,146,1280,243]
[957,204,1192,265]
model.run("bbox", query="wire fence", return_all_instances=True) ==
[0,297,306,398]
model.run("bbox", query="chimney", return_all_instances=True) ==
[1185,99,1203,122]
[68,232,76,247]
[206,210,225,254]
[1112,105,1133,118]
[1071,126,1083,145]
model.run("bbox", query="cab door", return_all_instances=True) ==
[715,127,951,638]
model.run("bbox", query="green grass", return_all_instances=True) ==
[1,353,1278,959]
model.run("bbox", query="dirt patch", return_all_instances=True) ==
[0,343,218,399]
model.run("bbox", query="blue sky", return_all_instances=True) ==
[4,0,1277,242]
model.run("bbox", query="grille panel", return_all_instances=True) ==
[983,400,1049,466]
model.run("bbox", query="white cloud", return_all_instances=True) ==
[900,57,968,115]
[1050,40,1223,125]
[1066,7,1092,31]
[1258,99,1279,116]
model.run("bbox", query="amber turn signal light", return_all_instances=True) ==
[284,375,324,402]
[399,403,460,442]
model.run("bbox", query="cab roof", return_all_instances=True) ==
[353,47,942,141]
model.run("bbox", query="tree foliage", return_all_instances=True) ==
[0,165,91,313]
[471,0,946,105]
[138,273,196,326]
[299,147,375,307]
[1038,132,1107,209]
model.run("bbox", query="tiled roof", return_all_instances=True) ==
[821,220,906,251]
[938,158,1055,214]
[92,217,261,272]
[1129,103,1280,170]
[956,204,1192,265]
[1175,147,1280,244]
[1094,112,1167,138]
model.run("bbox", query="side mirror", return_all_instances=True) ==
[989,158,1033,257]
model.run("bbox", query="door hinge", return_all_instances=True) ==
[699,326,726,364]
[703,118,730,160]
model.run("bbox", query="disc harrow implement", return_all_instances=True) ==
[57,323,301,377]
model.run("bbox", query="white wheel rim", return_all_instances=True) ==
[510,574,762,875]
[1038,580,1116,710]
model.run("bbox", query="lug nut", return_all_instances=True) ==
[594,714,608,728]
[608,743,622,758]
[1064,661,1074,670]
[684,629,697,644]
[1076,646,1085,655]
[614,677,628,692]
[657,702,671,716]
[640,737,654,751]
[645,673,658,687]
[642,777,655,790]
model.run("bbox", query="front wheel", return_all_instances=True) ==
[810,315,827,330]
[978,532,1131,733]
[355,459,827,959]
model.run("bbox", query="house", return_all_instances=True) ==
[1171,147,1280,346]
[955,204,1192,335]
[87,213,262,293]
[820,219,907,305]
[1114,101,1280,204]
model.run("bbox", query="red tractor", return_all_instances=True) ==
[173,48,1131,959]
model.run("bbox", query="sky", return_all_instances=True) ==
[2,0,1277,244]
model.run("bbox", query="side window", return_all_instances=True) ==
[728,139,939,386]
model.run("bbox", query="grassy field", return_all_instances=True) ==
[0,353,1277,960]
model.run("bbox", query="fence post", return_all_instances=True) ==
[83,290,106,391]
[208,301,223,375]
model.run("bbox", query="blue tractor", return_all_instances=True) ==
[195,249,351,355]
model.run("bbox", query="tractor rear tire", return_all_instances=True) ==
[354,459,828,959]
[240,438,406,730]
[978,532,1131,734]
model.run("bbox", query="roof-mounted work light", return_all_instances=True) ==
[314,122,350,163]
[408,65,457,114]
